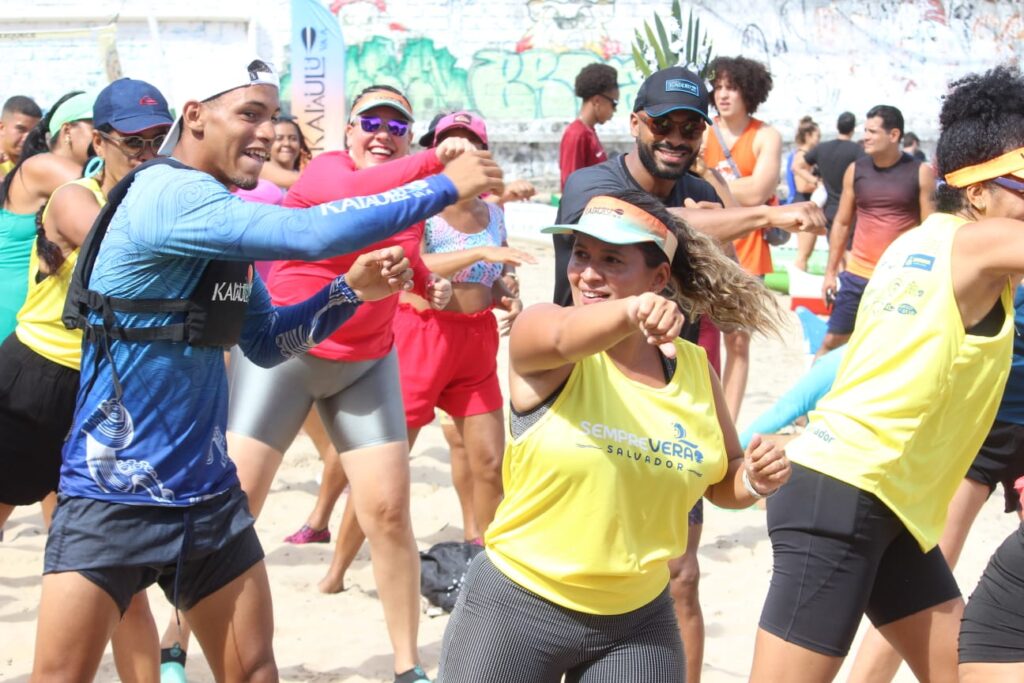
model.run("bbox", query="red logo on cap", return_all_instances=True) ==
[454,113,471,124]
[139,96,158,106]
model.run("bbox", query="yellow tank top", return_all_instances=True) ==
[789,212,1013,551]
[15,177,104,370]
[485,339,728,615]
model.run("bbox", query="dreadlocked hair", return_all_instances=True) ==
[608,189,784,335]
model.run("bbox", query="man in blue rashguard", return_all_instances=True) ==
[30,59,502,682]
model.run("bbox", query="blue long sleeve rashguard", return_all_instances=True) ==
[61,164,457,506]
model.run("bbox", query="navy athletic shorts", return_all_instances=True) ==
[44,486,263,615]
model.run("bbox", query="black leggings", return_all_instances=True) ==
[438,553,685,683]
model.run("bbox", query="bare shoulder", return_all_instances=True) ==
[753,123,782,159]
[755,122,782,145]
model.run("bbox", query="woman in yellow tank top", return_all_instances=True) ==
[750,65,1024,683]
[437,190,790,682]
[0,78,173,683]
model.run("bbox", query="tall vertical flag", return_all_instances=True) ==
[291,0,346,155]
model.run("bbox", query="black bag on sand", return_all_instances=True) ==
[420,541,484,612]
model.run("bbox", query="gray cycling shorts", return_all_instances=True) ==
[227,347,407,454]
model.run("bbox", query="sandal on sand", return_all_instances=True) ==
[283,524,330,544]
[395,665,431,683]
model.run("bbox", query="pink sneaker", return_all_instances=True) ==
[284,524,330,544]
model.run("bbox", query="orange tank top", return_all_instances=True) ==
[703,117,774,276]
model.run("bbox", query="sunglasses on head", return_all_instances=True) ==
[98,130,167,159]
[357,115,409,137]
[993,175,1024,195]
[637,111,706,138]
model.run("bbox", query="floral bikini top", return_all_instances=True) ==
[425,202,507,287]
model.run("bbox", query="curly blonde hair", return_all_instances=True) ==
[609,189,784,335]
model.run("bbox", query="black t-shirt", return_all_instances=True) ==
[552,153,721,306]
[805,139,864,224]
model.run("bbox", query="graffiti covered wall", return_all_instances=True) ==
[320,0,1022,133]
[302,0,1024,184]
[3,1,1023,186]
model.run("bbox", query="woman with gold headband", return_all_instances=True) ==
[437,189,790,682]
[749,65,1024,683]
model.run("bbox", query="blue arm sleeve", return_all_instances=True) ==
[126,165,458,262]
[238,271,362,368]
[739,347,846,448]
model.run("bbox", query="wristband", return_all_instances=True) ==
[330,275,363,306]
[742,467,777,500]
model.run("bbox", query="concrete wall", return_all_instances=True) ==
[3,1,1022,188]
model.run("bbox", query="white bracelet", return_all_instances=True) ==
[742,467,777,499]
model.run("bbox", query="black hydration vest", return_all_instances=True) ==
[63,157,253,349]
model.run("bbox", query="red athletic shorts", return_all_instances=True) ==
[393,303,503,429]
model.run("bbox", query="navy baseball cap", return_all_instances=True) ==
[633,67,712,123]
[93,78,173,133]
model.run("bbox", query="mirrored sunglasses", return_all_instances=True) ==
[358,116,409,137]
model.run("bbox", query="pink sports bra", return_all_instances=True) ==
[425,203,507,287]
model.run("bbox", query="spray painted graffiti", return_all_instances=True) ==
[345,36,638,121]
[329,0,1024,135]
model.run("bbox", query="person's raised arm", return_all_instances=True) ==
[507,293,684,411]
[918,163,937,220]
[723,125,782,206]
[131,152,503,263]
[510,293,683,376]
[951,218,1024,328]
[822,162,857,299]
[285,140,473,208]
[738,346,844,448]
[239,245,413,367]
[670,201,825,243]
[422,245,536,280]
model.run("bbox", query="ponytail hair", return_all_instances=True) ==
[35,205,65,274]
[1,90,85,208]
[795,116,819,145]
[609,189,784,335]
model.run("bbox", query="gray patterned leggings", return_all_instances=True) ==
[438,553,686,682]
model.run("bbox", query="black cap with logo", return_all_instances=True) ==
[633,66,712,123]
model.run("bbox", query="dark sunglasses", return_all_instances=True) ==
[598,93,619,110]
[357,116,409,137]
[98,130,167,159]
[637,111,706,138]
[993,175,1024,195]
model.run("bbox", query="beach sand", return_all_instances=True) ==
[0,236,1014,682]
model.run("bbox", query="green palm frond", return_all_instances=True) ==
[630,4,714,77]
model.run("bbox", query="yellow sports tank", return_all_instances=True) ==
[486,339,728,615]
[15,176,103,370]
[789,212,1013,550]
